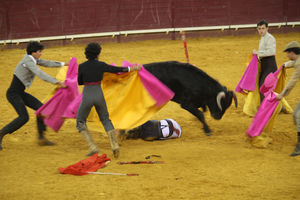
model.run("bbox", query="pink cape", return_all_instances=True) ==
[247,92,280,137]
[62,93,82,119]
[122,61,174,107]
[35,57,79,132]
[247,66,282,137]
[235,54,258,93]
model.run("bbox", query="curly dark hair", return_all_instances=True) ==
[257,20,268,27]
[85,43,102,60]
[26,41,44,55]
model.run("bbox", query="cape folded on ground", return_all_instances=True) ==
[58,153,110,176]
[35,57,79,132]
[38,59,174,131]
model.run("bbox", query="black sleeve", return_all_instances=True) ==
[103,63,129,73]
[77,65,83,85]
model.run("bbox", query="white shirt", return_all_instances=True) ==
[28,55,37,64]
[258,32,276,58]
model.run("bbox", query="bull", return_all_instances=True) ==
[143,61,237,136]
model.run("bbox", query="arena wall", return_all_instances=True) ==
[0,0,299,43]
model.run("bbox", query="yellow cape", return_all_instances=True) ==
[87,71,165,130]
[46,66,165,131]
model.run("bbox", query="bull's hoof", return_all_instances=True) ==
[204,127,211,136]
[0,132,6,150]
[290,143,300,157]
[204,132,212,136]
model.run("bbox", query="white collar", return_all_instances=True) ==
[28,55,37,64]
[262,32,270,38]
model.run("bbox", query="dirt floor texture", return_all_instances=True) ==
[0,32,300,200]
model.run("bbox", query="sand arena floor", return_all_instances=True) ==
[0,33,300,200]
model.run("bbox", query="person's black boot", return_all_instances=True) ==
[290,132,300,157]
[126,127,142,139]
[36,117,55,146]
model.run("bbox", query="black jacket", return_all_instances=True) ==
[78,60,129,85]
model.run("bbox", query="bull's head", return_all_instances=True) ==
[208,90,238,119]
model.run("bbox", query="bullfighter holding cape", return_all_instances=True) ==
[236,54,293,117]
[35,43,174,158]
[0,41,68,151]
[276,41,300,157]
[236,54,293,148]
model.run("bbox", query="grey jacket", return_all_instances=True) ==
[280,55,300,97]
[14,54,64,88]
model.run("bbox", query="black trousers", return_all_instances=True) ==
[259,56,277,101]
[1,75,46,136]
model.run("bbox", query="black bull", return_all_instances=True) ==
[143,61,238,136]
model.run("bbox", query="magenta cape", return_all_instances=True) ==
[35,57,79,132]
[247,66,283,137]
[235,54,258,93]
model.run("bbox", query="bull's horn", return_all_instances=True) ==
[233,92,238,108]
[216,91,225,111]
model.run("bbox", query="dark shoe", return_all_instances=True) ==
[38,138,55,146]
[86,143,99,157]
[280,106,290,114]
[290,143,300,157]
[113,148,120,158]
[143,136,155,141]
[86,149,99,157]
[126,127,142,139]
[107,130,120,158]
[79,129,99,157]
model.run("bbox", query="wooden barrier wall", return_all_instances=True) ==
[0,0,299,40]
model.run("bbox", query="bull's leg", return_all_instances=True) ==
[181,104,211,136]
